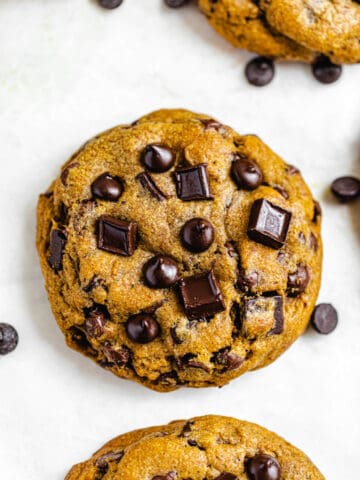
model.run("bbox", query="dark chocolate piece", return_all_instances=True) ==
[136,172,167,201]
[312,56,342,84]
[84,305,109,338]
[48,229,67,272]
[246,454,281,480]
[243,296,284,338]
[98,0,123,8]
[231,156,263,190]
[91,173,123,201]
[96,451,124,472]
[331,176,360,202]
[174,164,213,201]
[0,323,19,355]
[141,144,175,173]
[211,347,243,371]
[126,313,160,343]
[181,218,214,253]
[287,264,310,297]
[97,216,138,256]
[60,162,79,186]
[102,344,131,366]
[143,255,179,288]
[311,303,338,334]
[245,56,275,87]
[200,118,223,131]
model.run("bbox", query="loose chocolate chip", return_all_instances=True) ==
[48,229,67,272]
[200,118,223,131]
[215,473,239,480]
[153,472,177,480]
[98,0,123,8]
[248,199,292,249]
[102,344,131,366]
[96,451,124,472]
[0,323,19,355]
[311,303,338,334]
[97,215,138,256]
[174,164,214,201]
[143,255,179,288]
[287,264,310,297]
[84,305,109,338]
[212,348,243,371]
[141,144,175,173]
[245,57,275,87]
[91,173,123,201]
[126,313,160,343]
[136,172,167,201]
[312,56,342,84]
[246,454,281,480]
[181,218,215,253]
[165,0,188,6]
[179,270,225,320]
[331,176,360,203]
[231,157,263,190]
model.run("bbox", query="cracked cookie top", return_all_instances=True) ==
[36,109,322,392]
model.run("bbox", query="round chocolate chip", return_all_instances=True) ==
[0,323,19,355]
[164,0,188,6]
[91,173,123,201]
[331,176,360,203]
[312,56,342,84]
[246,454,281,480]
[287,264,310,297]
[231,157,263,190]
[311,303,338,334]
[143,255,179,288]
[181,218,215,253]
[245,57,275,87]
[98,0,123,8]
[84,306,108,338]
[126,314,160,343]
[141,144,175,173]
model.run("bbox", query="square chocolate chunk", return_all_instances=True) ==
[248,199,292,249]
[174,164,214,201]
[242,295,284,338]
[98,216,138,256]
[179,270,225,320]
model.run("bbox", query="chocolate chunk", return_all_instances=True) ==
[143,255,179,288]
[309,232,318,252]
[136,172,167,201]
[170,326,182,344]
[155,370,180,386]
[102,344,131,366]
[181,218,215,253]
[91,173,123,201]
[272,185,289,199]
[236,268,258,293]
[331,176,360,203]
[243,296,284,338]
[48,229,67,272]
[287,264,310,297]
[174,164,214,201]
[153,473,176,480]
[126,313,160,343]
[84,305,109,338]
[311,303,338,334]
[83,275,106,293]
[312,56,342,84]
[179,270,225,320]
[245,56,275,87]
[231,157,263,190]
[68,326,92,351]
[200,118,223,131]
[96,451,124,472]
[179,354,210,372]
[61,162,79,186]
[246,454,281,480]
[97,216,138,256]
[286,164,299,175]
[248,199,292,249]
[0,323,19,355]
[98,0,123,8]
[212,347,243,371]
[141,144,175,173]
[55,203,69,227]
[312,200,322,222]
[214,474,239,480]
[225,241,239,258]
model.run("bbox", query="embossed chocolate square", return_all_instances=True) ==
[242,295,284,338]
[98,215,138,256]
[248,199,292,249]
[174,164,214,201]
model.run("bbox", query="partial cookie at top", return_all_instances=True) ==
[36,108,322,392]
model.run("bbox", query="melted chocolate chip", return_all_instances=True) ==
[102,344,131,366]
[179,354,210,372]
[98,0,123,8]
[309,232,318,252]
[136,172,167,201]
[272,184,289,199]
[126,313,160,343]
[313,200,322,222]
[174,164,214,201]
[286,164,300,175]
[170,326,182,344]
[179,270,225,320]
[84,305,109,338]
[331,176,360,203]
[96,451,124,472]
[236,268,258,293]
[153,473,177,480]
[68,326,92,351]
[164,0,188,6]
[143,255,179,288]
[311,303,338,334]
[141,144,175,173]
[48,229,67,272]
[312,56,342,84]
[212,347,243,371]
[97,215,138,256]
[214,474,238,480]
[61,162,79,186]
[231,157,263,190]
[245,57,275,87]
[181,218,215,253]
[246,454,281,480]
[91,173,123,201]
[0,323,19,355]
[287,264,310,297]
[248,199,292,249]
[83,275,106,293]
[200,118,223,131]
[155,370,180,386]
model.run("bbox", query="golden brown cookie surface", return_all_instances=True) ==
[36,109,322,392]
[65,415,325,480]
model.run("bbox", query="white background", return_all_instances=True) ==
[0,1,359,478]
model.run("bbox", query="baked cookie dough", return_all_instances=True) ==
[37,109,322,392]
[198,0,360,64]
[65,415,324,480]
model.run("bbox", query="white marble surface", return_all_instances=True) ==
[0,1,359,478]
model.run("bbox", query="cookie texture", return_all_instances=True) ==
[36,109,322,392]
[64,415,324,480]
[198,0,360,64]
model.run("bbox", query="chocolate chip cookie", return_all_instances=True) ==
[65,415,324,480]
[36,109,322,392]
[198,0,360,64]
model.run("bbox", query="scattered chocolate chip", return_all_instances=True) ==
[141,300,165,314]
[83,275,106,293]
[68,326,92,351]
[155,370,179,386]
[174,164,214,201]
[84,305,109,338]
[246,454,281,480]
[179,421,193,437]
[143,255,179,288]
[311,303,338,334]
[184,359,210,372]
[141,144,175,173]
[312,56,342,84]
[245,56,275,87]
[97,215,138,256]
[225,241,239,258]
[102,344,131,366]
[181,218,215,253]
[287,264,310,297]
[212,347,243,371]
[153,472,176,480]
[170,326,182,344]
[48,229,67,272]
[309,232,318,252]
[136,172,167,201]
[55,203,69,227]
[214,473,238,480]
[286,164,300,175]
[272,184,289,199]
[61,162,79,186]
[243,296,284,338]
[231,156,263,190]
[236,268,258,293]
[331,176,360,203]
[200,118,223,131]
[248,199,292,249]
[0,323,19,355]
[179,270,225,321]
[312,200,322,221]
[126,313,160,343]
[96,451,124,472]
[98,0,123,8]
[91,173,123,201]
